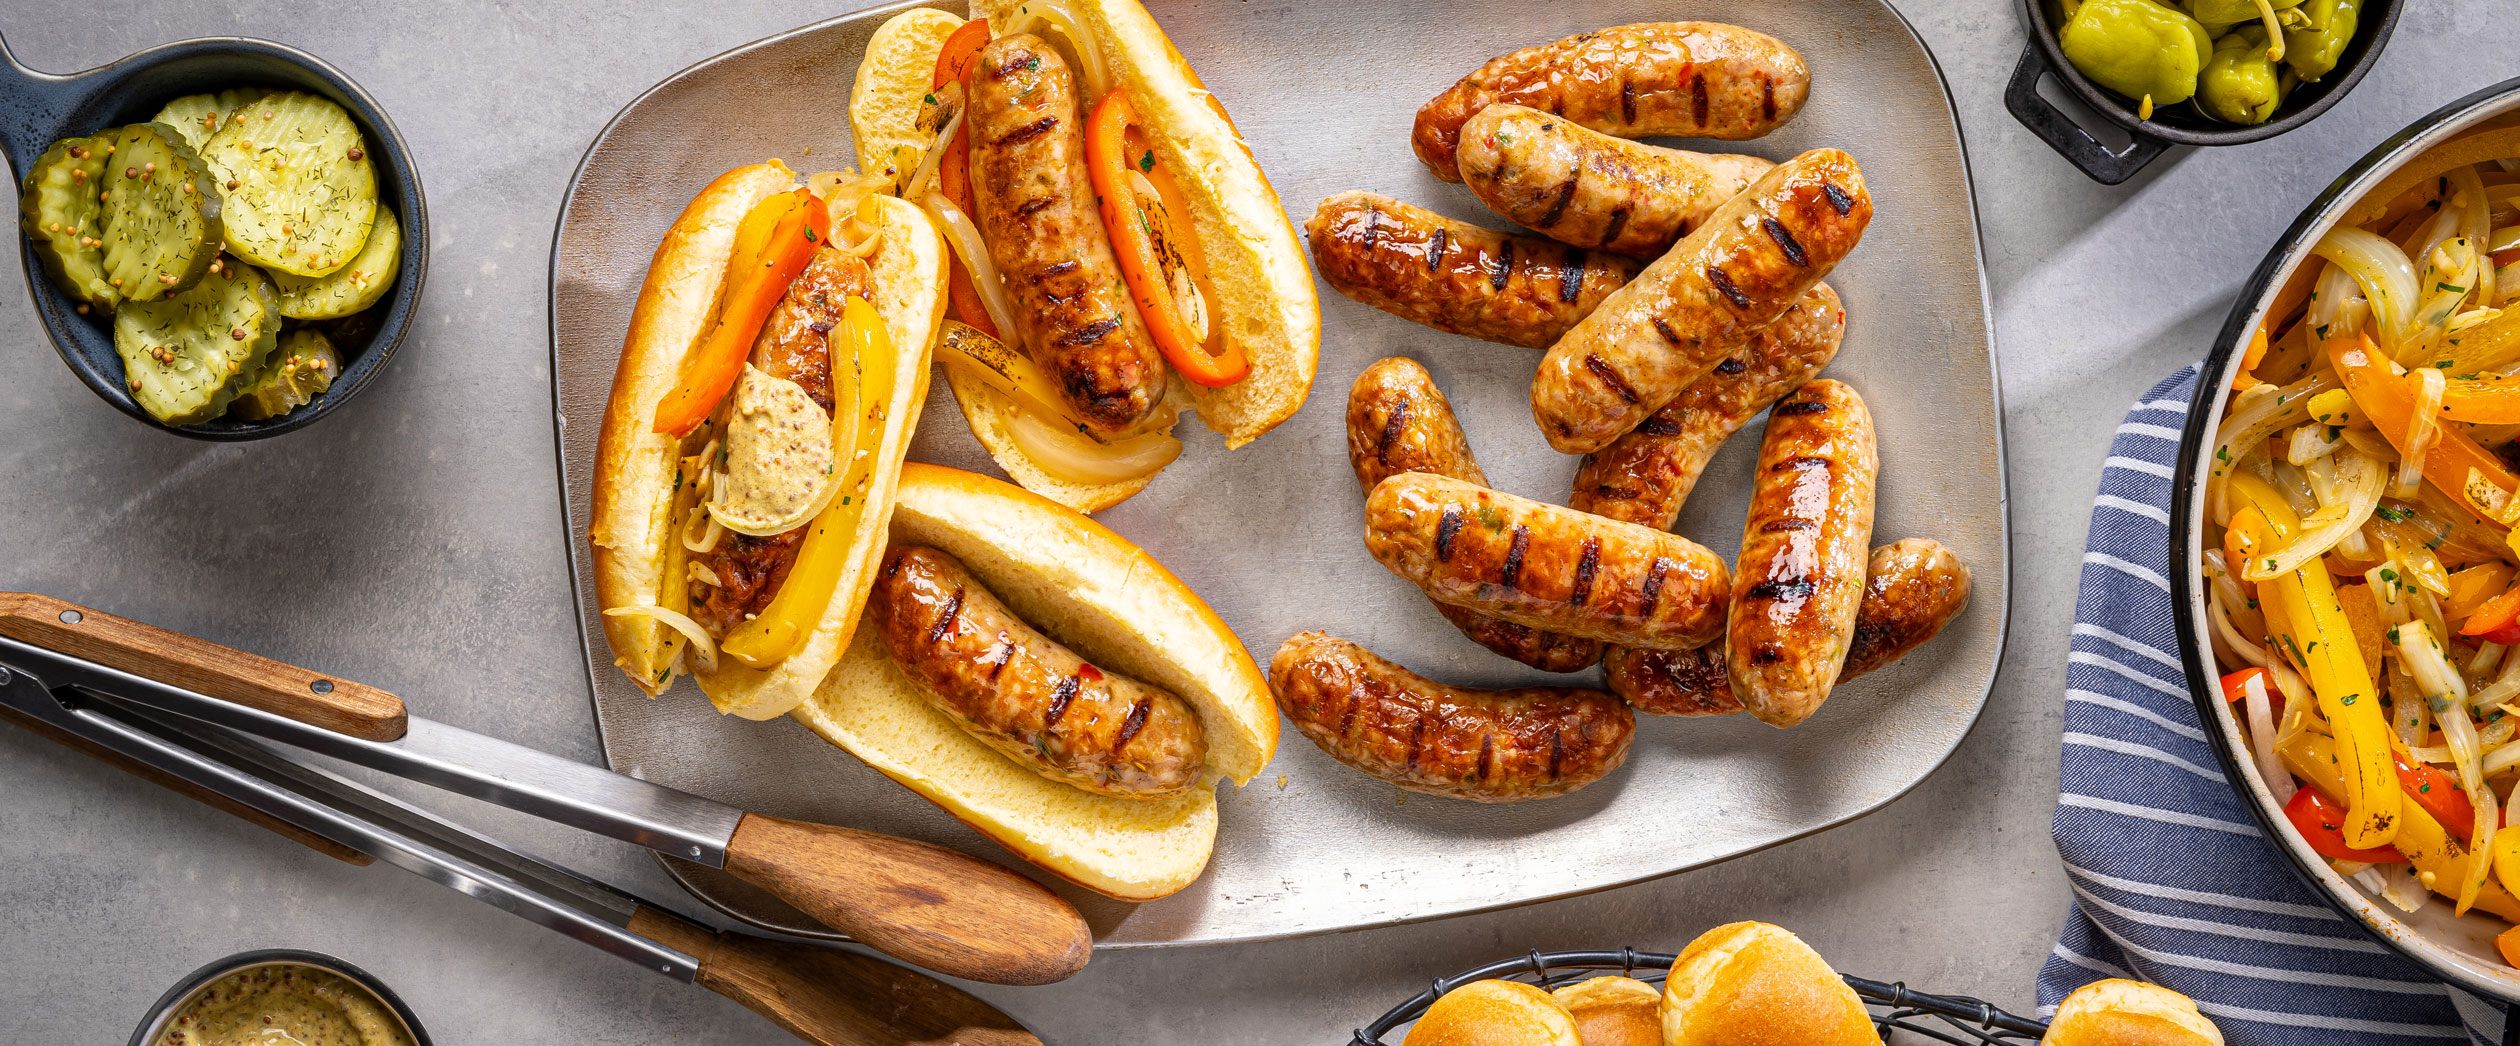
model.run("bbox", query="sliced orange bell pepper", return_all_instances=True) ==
[930,18,997,338]
[1084,88,1248,388]
[2328,334,2520,528]
[2442,375,2520,424]
[652,187,830,436]
[2462,583,2520,645]
[2447,562,2519,622]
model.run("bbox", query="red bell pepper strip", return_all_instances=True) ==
[2396,754,2479,843]
[930,19,998,338]
[1083,88,1248,387]
[2220,666,2285,720]
[2284,787,2408,863]
[651,188,829,436]
[2464,584,2520,645]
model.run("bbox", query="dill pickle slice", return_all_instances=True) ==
[200,92,375,277]
[98,122,224,302]
[270,206,397,319]
[113,259,280,424]
[227,328,339,420]
[18,134,117,307]
[155,88,275,151]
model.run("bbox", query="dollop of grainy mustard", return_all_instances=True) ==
[153,964,414,1046]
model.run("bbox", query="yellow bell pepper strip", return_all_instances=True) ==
[2233,323,2271,390]
[716,296,894,668]
[1083,88,1247,388]
[653,188,831,436]
[2330,333,2520,528]
[2498,833,2520,912]
[2237,505,2402,850]
[2284,732,2520,921]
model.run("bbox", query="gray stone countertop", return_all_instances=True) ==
[1,0,2512,1041]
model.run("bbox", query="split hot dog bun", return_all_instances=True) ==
[2042,980,2223,1046]
[1403,979,1580,1046]
[851,2,1319,513]
[1663,922,1881,1046]
[790,463,1277,900]
[591,161,947,720]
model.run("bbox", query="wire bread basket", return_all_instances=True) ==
[1351,949,2048,1045]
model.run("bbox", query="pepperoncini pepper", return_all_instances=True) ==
[2058,0,2214,111]
[2200,27,2285,125]
[2283,0,2361,81]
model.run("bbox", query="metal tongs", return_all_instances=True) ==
[0,592,1091,1044]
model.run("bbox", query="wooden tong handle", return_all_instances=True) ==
[0,592,407,741]
[629,906,1044,1046]
[0,703,371,865]
[724,813,1093,985]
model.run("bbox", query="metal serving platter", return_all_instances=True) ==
[2172,80,2520,1002]
[550,0,2005,947]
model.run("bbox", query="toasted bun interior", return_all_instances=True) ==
[2042,980,2224,1046]
[1550,977,1660,1046]
[684,192,948,719]
[1663,922,1882,1046]
[786,463,1276,899]
[1403,980,1580,1046]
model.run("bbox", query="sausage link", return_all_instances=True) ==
[968,34,1169,437]
[1605,538,1971,716]
[1570,284,1844,528]
[1347,359,1603,672]
[1530,149,1871,455]
[1269,631,1633,802]
[1309,192,1639,350]
[869,544,1207,799]
[1413,22,1810,181]
[1727,379,1876,728]
[1457,104,1775,258]
[1364,473,1729,649]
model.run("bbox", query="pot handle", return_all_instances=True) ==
[2005,42,2166,186]
[0,33,87,175]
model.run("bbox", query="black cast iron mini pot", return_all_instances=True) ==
[126,949,432,1045]
[0,34,427,440]
[2009,0,2403,184]
[2173,76,2520,1002]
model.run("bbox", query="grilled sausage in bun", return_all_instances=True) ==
[852,0,1318,512]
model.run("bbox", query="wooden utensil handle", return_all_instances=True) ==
[0,592,406,741]
[724,813,1093,986]
[628,906,1045,1046]
[0,703,372,865]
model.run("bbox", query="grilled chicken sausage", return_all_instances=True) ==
[1269,631,1633,802]
[688,248,869,636]
[869,544,1207,799]
[1570,284,1844,528]
[1309,192,1639,350]
[1347,359,1602,673]
[1606,539,1971,716]
[1365,473,1730,649]
[1727,379,1876,728]
[969,34,1168,437]
[1413,22,1811,181]
[1531,149,1871,455]
[1457,104,1775,258]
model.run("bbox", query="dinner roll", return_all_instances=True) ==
[2043,979,2224,1046]
[1404,979,1581,1046]
[1549,976,1660,1046]
[1661,922,1882,1046]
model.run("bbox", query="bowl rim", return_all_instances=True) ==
[2020,0,2404,147]
[124,948,430,1046]
[6,34,428,442]
[2172,75,2520,1002]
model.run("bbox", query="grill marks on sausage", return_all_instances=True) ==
[1425,226,1447,272]
[1500,525,1531,590]
[1650,317,1685,347]
[1762,217,1808,266]
[1705,266,1750,308]
[1600,206,1631,250]
[1559,253,1586,304]
[983,635,1015,682]
[1572,538,1602,607]
[1586,353,1642,404]
[1620,78,1637,125]
[1690,70,1710,128]
[1043,675,1080,727]
[1775,398,1830,416]
[1490,237,1514,292]
[1822,182,1855,216]
[926,587,967,646]
[1714,357,1747,376]
[1361,204,1384,252]
[1377,398,1413,466]
[1537,177,1579,229]
[1777,454,1832,471]
[1436,508,1464,561]
[1015,196,1058,219]
[1638,413,1684,437]
[1761,74,1777,121]
[995,117,1059,146]
[1760,518,1816,532]
[1112,697,1152,752]
[1058,316,1122,347]
[1639,557,1671,618]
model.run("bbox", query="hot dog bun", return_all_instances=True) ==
[2042,980,2224,1046]
[591,163,948,720]
[788,463,1277,899]
[1549,977,1660,1046]
[1402,980,1581,1046]
[852,1,1318,512]
[1662,922,1882,1046]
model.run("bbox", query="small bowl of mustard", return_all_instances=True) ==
[128,950,427,1046]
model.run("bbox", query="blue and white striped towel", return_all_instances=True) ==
[2038,364,2513,1044]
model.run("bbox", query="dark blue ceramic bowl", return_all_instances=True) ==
[0,34,426,440]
